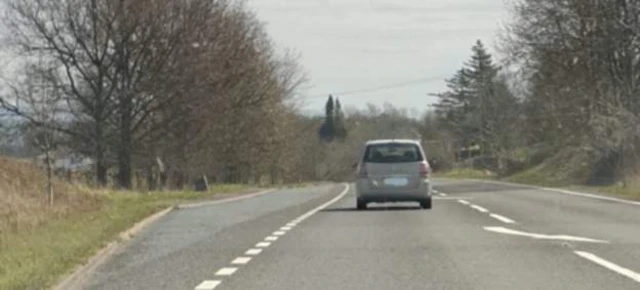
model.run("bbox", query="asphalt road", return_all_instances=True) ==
[78,180,640,290]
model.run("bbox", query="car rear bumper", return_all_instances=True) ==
[355,178,431,201]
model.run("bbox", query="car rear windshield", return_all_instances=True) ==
[363,143,424,163]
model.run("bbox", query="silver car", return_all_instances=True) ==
[355,139,432,210]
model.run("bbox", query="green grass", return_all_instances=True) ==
[433,168,497,180]
[0,184,250,290]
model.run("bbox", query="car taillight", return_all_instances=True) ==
[420,162,430,178]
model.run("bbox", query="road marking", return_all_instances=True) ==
[575,251,640,283]
[273,231,286,236]
[195,280,221,290]
[231,257,252,265]
[433,197,462,200]
[458,200,470,205]
[286,223,297,227]
[265,236,278,241]
[470,205,489,213]
[180,189,276,209]
[490,213,516,224]
[484,227,609,243]
[291,184,351,224]
[472,179,640,206]
[280,226,292,231]
[438,192,447,197]
[246,248,262,255]
[215,267,237,276]
[256,242,271,247]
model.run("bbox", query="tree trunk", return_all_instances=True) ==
[95,122,108,187]
[45,148,54,206]
[118,97,133,189]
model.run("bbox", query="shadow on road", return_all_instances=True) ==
[322,206,422,212]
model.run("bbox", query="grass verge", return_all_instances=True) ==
[433,168,497,180]
[437,166,640,201]
[0,184,251,290]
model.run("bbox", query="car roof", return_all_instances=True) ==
[365,139,422,145]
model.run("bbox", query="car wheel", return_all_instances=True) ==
[357,199,367,210]
[420,198,432,210]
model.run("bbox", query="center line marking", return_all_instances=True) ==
[458,200,470,205]
[231,257,252,265]
[273,231,286,236]
[246,248,262,255]
[490,213,516,224]
[256,242,271,247]
[265,236,278,241]
[575,251,640,283]
[195,280,221,290]
[470,205,489,213]
[215,267,237,276]
[280,226,292,231]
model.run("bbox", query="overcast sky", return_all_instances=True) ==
[248,0,509,115]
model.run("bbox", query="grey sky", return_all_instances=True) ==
[248,0,508,115]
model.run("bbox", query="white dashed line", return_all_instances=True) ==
[438,193,447,197]
[458,200,470,205]
[470,205,489,213]
[195,280,221,290]
[575,251,640,283]
[490,213,516,224]
[215,267,237,276]
[256,242,271,248]
[231,257,252,265]
[245,248,262,255]
[194,184,351,290]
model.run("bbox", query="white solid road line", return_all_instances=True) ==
[256,242,271,248]
[231,257,252,265]
[575,251,640,284]
[245,249,262,255]
[490,213,516,224]
[484,227,609,243]
[290,184,351,225]
[265,236,278,241]
[215,267,238,276]
[458,200,470,205]
[286,223,297,227]
[273,231,286,236]
[470,205,489,213]
[473,179,640,206]
[195,280,221,290]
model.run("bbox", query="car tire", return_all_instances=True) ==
[357,199,367,210]
[420,198,432,210]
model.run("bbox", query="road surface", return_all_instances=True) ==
[77,180,640,290]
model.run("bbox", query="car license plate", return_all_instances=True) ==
[384,177,408,187]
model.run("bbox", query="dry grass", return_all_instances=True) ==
[0,156,102,238]
[0,156,252,290]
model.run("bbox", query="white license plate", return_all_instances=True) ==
[384,178,408,187]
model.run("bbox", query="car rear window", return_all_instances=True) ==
[363,143,424,163]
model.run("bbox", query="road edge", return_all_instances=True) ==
[51,188,277,290]
[462,178,640,206]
